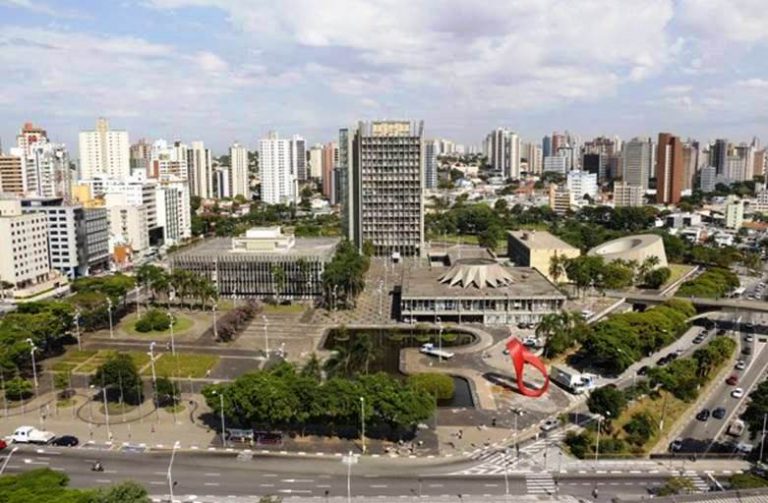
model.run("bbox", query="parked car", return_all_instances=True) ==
[735,360,747,371]
[726,375,739,385]
[50,435,79,447]
[0,439,7,450]
[745,334,754,343]
[540,418,560,432]
[717,329,727,336]
[742,346,753,356]
[693,335,705,344]
[696,409,711,421]
[669,438,683,452]
[657,356,669,366]
[637,365,650,376]
[712,407,727,420]
[731,388,745,399]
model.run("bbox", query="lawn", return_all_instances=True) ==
[663,264,695,288]
[263,304,306,314]
[76,350,151,374]
[611,390,688,452]
[50,349,98,373]
[120,312,195,338]
[428,233,508,252]
[143,353,219,378]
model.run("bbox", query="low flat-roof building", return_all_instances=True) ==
[400,246,565,325]
[170,226,340,300]
[507,230,580,282]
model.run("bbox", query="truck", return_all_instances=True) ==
[550,366,596,395]
[419,343,455,360]
[727,419,746,437]
[11,426,55,444]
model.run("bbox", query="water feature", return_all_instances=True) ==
[439,376,474,408]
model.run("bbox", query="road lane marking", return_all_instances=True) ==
[149,481,165,486]
[260,484,275,488]
[370,484,388,488]
[204,482,220,486]
[317,484,332,488]
[263,474,278,478]
[95,479,112,483]
[204,472,221,477]
[428,484,444,487]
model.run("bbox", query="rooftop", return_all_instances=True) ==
[172,236,340,260]
[507,230,578,251]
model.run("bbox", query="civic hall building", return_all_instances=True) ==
[169,226,339,300]
[398,246,566,325]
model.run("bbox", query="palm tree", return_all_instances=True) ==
[271,264,287,303]
[324,346,352,377]
[549,253,566,284]
[349,333,375,375]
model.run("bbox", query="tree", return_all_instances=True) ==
[548,253,567,284]
[407,373,455,400]
[155,376,180,407]
[271,265,287,303]
[91,353,143,405]
[5,377,33,400]
[656,476,696,496]
[586,386,627,420]
[642,267,671,289]
[623,411,657,446]
[87,481,150,503]
[300,353,322,381]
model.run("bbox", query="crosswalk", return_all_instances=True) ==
[526,473,556,495]
[454,430,568,476]
[683,470,710,492]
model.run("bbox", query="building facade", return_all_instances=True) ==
[0,154,24,195]
[566,170,598,201]
[507,230,580,282]
[186,141,213,199]
[259,132,296,205]
[321,142,337,201]
[230,142,249,198]
[613,181,645,207]
[0,198,51,289]
[78,118,131,180]
[622,137,653,190]
[486,128,521,179]
[656,132,684,205]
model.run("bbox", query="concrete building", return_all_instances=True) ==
[424,139,438,189]
[259,132,296,205]
[230,142,249,199]
[711,138,728,175]
[548,185,573,215]
[543,155,568,175]
[486,128,521,179]
[130,139,151,178]
[666,212,702,229]
[507,230,580,282]
[566,170,598,201]
[725,196,744,230]
[0,154,24,195]
[20,197,109,278]
[78,118,130,180]
[186,141,213,199]
[656,132,684,205]
[214,166,231,199]
[308,144,324,180]
[150,140,188,181]
[346,120,424,256]
[400,245,566,325]
[0,198,52,290]
[681,141,700,192]
[169,226,339,299]
[108,203,149,253]
[16,122,48,157]
[623,137,653,190]
[523,142,543,175]
[613,181,645,207]
[588,234,668,268]
[321,142,337,201]
[291,135,307,182]
[155,180,191,244]
[700,166,717,193]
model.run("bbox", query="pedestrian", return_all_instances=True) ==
[491,417,497,427]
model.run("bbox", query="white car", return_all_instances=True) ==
[736,360,747,370]
[731,388,745,399]
[540,418,560,432]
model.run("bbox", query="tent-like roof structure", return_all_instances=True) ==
[438,258,515,289]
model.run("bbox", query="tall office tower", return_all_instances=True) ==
[321,142,337,201]
[622,137,654,190]
[754,149,767,179]
[150,139,188,181]
[16,122,48,157]
[710,138,728,175]
[259,132,296,205]
[486,128,521,179]
[543,155,568,175]
[186,141,213,199]
[424,139,438,189]
[214,166,231,199]
[542,136,552,158]
[230,142,249,198]
[26,142,71,200]
[582,153,603,179]
[155,180,191,244]
[0,197,52,290]
[308,144,324,180]
[656,133,684,205]
[130,139,151,178]
[522,142,543,175]
[290,135,307,181]
[78,118,131,180]
[613,181,645,207]
[583,136,618,182]
[699,166,716,193]
[347,120,424,256]
[681,141,700,191]
[336,129,352,224]
[551,132,566,155]
[729,143,755,181]
[0,155,24,194]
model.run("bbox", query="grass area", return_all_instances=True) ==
[143,353,219,378]
[428,233,507,251]
[76,350,151,374]
[263,303,306,314]
[664,264,695,288]
[99,402,138,415]
[163,403,186,414]
[611,390,688,452]
[50,349,98,372]
[120,312,195,338]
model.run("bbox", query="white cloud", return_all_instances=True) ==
[678,0,768,44]
[195,51,228,73]
[1,0,85,19]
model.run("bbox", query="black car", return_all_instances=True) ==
[51,435,79,447]
[637,365,650,376]
[717,329,727,336]
[712,407,727,419]
[693,335,705,344]
[696,409,710,421]
[743,346,753,356]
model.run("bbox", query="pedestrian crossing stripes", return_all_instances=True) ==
[684,470,710,492]
[526,473,556,495]
[454,448,518,475]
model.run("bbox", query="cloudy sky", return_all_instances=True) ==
[1,0,767,154]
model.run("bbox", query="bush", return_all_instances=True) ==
[408,373,455,400]
[135,309,172,333]
[587,386,627,420]
[643,267,671,289]
[4,377,33,401]
[623,411,657,446]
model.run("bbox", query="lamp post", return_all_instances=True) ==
[594,413,608,468]
[504,447,511,502]
[168,441,180,503]
[212,302,218,340]
[359,396,366,454]
[74,309,82,351]
[26,339,38,390]
[167,311,176,355]
[148,342,158,407]
[262,315,270,355]
[0,446,19,475]
[212,390,226,447]
[511,408,524,462]
[106,298,114,339]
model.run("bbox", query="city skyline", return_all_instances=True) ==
[2,0,768,151]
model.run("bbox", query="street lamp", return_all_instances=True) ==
[212,389,226,448]
[262,315,270,355]
[511,408,524,462]
[168,441,181,503]
[73,309,82,351]
[26,339,38,389]
[212,302,218,340]
[0,446,19,475]
[359,396,366,454]
[594,412,609,468]
[148,342,158,406]
[106,298,114,339]
[167,311,176,355]
[90,383,111,441]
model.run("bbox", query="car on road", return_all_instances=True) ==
[675,348,684,357]
[50,435,79,447]
[726,375,739,385]
[656,356,668,366]
[717,329,727,336]
[540,418,560,432]
[745,334,754,343]
[736,360,747,370]
[669,438,683,452]
[693,335,705,344]
[696,409,711,421]
[637,365,650,376]
[713,407,727,419]
[0,439,6,450]
[743,346,753,356]
[731,388,745,399]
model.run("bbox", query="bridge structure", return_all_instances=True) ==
[606,291,768,314]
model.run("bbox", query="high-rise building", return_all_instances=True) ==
[711,139,728,175]
[522,142,542,175]
[11,123,71,199]
[542,136,552,158]
[551,132,566,156]
[728,143,754,182]
[259,132,296,205]
[681,141,699,192]
[321,142,337,201]
[725,196,744,229]
[308,144,324,180]
[16,122,48,157]
[548,185,573,215]
[0,154,24,195]
[656,133,684,205]
[424,139,438,189]
[566,170,598,201]
[613,181,644,207]
[622,137,654,190]
[290,135,307,182]
[130,139,151,178]
[155,181,191,244]
[486,128,521,179]
[754,149,767,179]
[103,178,161,245]
[186,141,213,199]
[230,142,249,198]
[78,118,130,180]
[150,140,188,181]
[214,166,231,199]
[0,197,51,289]
[108,202,149,253]
[347,120,424,256]
[699,166,716,193]
[543,155,568,175]
[336,129,351,217]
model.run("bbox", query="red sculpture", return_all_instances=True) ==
[505,338,550,397]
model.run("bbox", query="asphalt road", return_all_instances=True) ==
[0,445,672,501]
[676,312,768,453]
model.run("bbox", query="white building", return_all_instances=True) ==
[725,196,744,230]
[102,178,158,231]
[486,128,521,179]
[613,181,645,207]
[107,201,149,253]
[186,141,213,199]
[699,166,717,193]
[215,166,231,199]
[150,140,188,181]
[308,144,324,180]
[155,181,191,244]
[566,170,598,201]
[543,155,568,175]
[290,134,307,182]
[0,197,51,289]
[259,132,297,205]
[622,137,654,190]
[230,142,249,198]
[78,118,130,180]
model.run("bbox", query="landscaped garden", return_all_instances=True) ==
[142,352,219,378]
[121,310,195,337]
